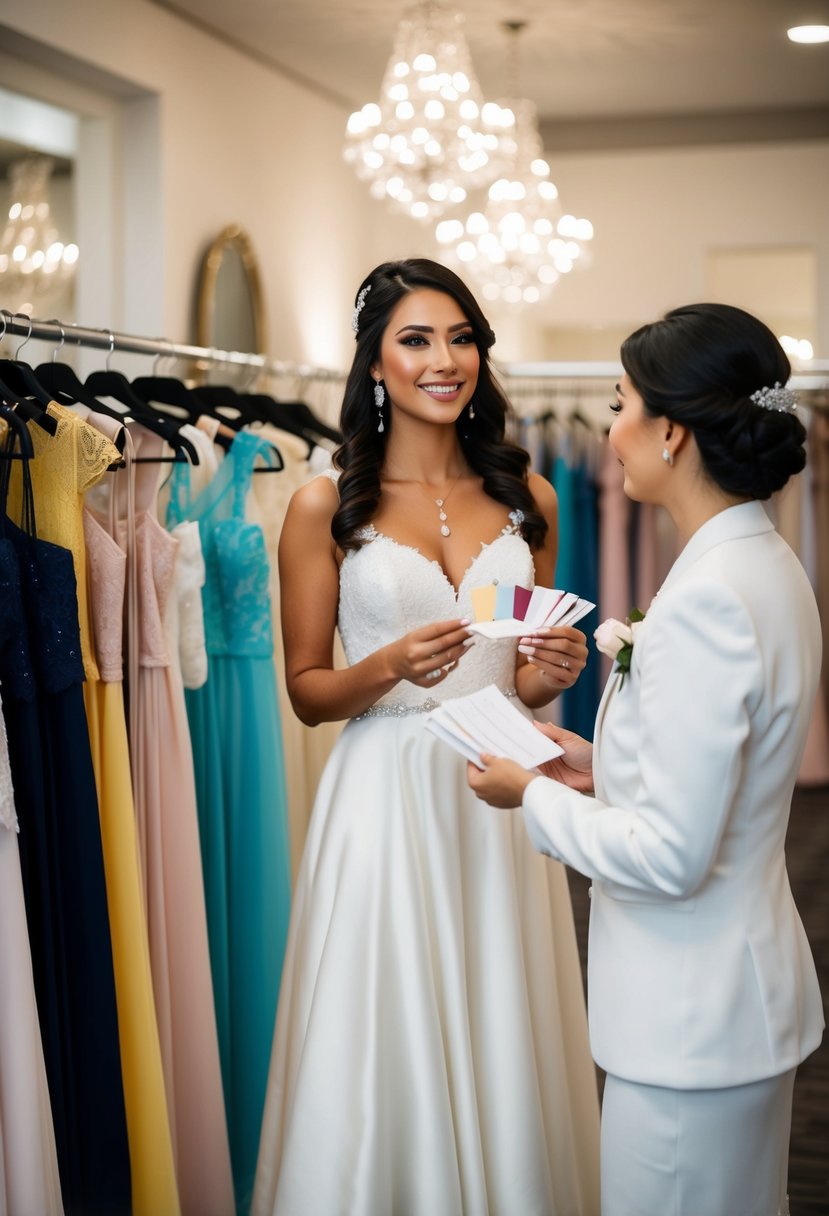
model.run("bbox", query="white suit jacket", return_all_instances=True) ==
[523,501,824,1089]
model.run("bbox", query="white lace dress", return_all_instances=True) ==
[252,504,601,1216]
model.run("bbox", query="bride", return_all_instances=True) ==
[251,258,600,1216]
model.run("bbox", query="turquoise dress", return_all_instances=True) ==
[167,430,291,1216]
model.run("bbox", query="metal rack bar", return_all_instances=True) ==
[0,310,344,381]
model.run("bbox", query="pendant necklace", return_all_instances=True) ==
[433,475,461,537]
[384,460,464,537]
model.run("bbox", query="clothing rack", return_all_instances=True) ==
[499,359,829,392]
[0,311,345,383]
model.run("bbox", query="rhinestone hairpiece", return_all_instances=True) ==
[749,382,798,414]
[351,284,371,335]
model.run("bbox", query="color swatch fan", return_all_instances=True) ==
[466,584,595,639]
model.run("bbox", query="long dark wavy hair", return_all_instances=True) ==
[332,258,546,551]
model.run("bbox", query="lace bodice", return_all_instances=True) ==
[169,520,208,688]
[7,403,120,681]
[339,520,534,712]
[84,508,127,682]
[167,430,277,658]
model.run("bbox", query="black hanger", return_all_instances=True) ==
[254,394,342,444]
[85,340,200,466]
[0,311,58,436]
[30,325,125,454]
[189,384,285,471]
[191,383,263,431]
[0,401,35,461]
[131,372,204,423]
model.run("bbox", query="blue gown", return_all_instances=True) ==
[167,430,291,1215]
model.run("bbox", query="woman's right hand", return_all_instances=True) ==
[533,722,595,792]
[387,619,474,688]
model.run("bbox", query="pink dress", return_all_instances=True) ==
[112,424,235,1216]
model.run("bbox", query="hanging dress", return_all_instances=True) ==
[167,428,292,1215]
[252,488,601,1216]
[1,418,131,1216]
[107,423,235,1216]
[247,423,345,880]
[8,402,180,1216]
[0,511,63,1216]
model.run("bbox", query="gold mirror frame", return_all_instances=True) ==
[195,224,267,355]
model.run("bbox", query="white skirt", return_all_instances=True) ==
[601,1068,796,1216]
[252,713,601,1216]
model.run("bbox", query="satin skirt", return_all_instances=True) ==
[253,714,601,1216]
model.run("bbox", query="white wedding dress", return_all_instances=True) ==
[252,498,601,1216]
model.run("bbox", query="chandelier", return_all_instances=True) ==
[436,22,593,306]
[0,155,79,314]
[343,1,515,221]
[436,98,593,305]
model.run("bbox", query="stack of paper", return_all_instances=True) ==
[425,684,564,769]
[466,583,596,639]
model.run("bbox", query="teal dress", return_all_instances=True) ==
[167,431,291,1215]
[551,438,600,738]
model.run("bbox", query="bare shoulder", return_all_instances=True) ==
[286,472,340,526]
[527,471,558,521]
[280,473,341,566]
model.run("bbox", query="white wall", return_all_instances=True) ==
[1,0,828,370]
[0,0,419,374]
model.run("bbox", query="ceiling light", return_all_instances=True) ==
[0,155,78,314]
[343,1,515,221]
[787,25,829,43]
[436,23,593,308]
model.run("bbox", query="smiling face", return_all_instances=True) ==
[609,373,670,504]
[370,288,480,426]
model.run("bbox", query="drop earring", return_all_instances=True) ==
[374,379,385,433]
[662,448,674,466]
[468,400,476,420]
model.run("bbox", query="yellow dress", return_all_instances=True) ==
[8,403,181,1216]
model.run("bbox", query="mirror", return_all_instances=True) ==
[195,224,267,357]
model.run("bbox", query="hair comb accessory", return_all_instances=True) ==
[352,284,372,335]
[749,382,798,414]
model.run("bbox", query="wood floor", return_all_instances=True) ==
[566,782,829,1215]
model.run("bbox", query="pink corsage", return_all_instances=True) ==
[594,609,645,686]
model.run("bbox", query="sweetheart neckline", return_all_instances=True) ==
[352,524,525,600]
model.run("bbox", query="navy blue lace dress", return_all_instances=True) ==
[0,433,131,1215]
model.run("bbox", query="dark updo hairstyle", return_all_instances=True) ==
[621,303,807,500]
[332,258,546,551]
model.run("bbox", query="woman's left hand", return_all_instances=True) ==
[518,625,588,690]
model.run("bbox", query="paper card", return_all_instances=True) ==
[513,585,533,620]
[470,584,498,622]
[556,598,596,627]
[422,715,483,766]
[494,584,517,619]
[523,586,565,628]
[425,684,564,769]
[542,591,578,626]
[466,618,531,638]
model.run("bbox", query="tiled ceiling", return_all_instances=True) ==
[154,0,829,137]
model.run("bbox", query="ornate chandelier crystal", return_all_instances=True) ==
[436,98,593,306]
[343,1,515,221]
[436,21,593,307]
[0,156,79,314]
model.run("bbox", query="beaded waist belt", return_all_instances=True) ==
[354,687,517,720]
